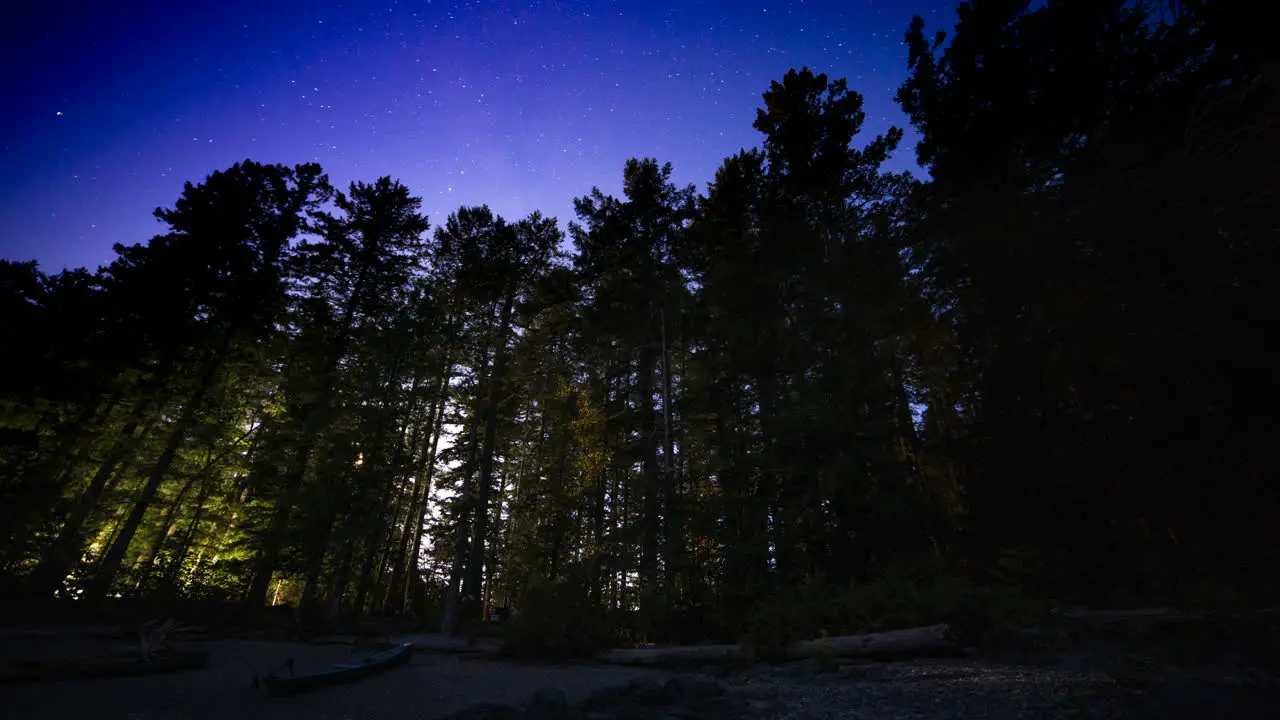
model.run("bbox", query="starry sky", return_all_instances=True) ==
[1,0,957,272]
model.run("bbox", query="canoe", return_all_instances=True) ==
[0,648,208,684]
[258,642,412,697]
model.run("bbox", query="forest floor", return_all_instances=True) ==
[0,636,665,719]
[703,654,1279,720]
[1,629,1277,719]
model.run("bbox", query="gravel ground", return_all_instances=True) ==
[721,660,1126,720]
[717,658,1280,720]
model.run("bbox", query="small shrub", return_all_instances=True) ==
[813,632,839,672]
[500,571,617,660]
[738,551,1052,655]
[742,583,824,660]
[1174,577,1254,613]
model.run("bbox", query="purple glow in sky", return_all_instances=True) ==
[1,0,956,272]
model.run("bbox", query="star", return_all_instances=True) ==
[6,0,948,272]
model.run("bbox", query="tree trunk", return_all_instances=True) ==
[132,421,260,595]
[368,372,426,611]
[350,361,415,615]
[296,375,398,616]
[298,496,340,617]
[352,453,401,615]
[636,345,661,623]
[617,443,631,612]
[441,315,495,636]
[462,291,516,618]
[84,343,229,602]
[379,396,432,613]
[369,470,412,615]
[754,369,791,581]
[659,308,680,590]
[383,393,440,612]
[440,401,483,636]
[482,463,501,622]
[547,447,571,582]
[246,272,368,610]
[155,469,217,597]
[501,403,544,608]
[395,372,450,613]
[326,531,358,621]
[590,366,618,608]
[41,390,123,510]
[130,464,202,595]
[590,461,607,607]
[27,408,156,599]
[247,416,323,609]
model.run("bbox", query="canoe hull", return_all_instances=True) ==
[262,642,412,697]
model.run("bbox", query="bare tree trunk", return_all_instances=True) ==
[326,532,357,622]
[501,404,544,608]
[367,370,429,612]
[352,455,401,615]
[380,400,433,613]
[382,356,451,613]
[133,421,260,595]
[635,346,661,612]
[298,498,339,617]
[591,367,619,609]
[441,320,495,636]
[28,408,157,599]
[187,482,250,592]
[395,377,450,613]
[246,273,367,611]
[39,390,124,512]
[155,469,217,597]
[131,464,203,594]
[246,423,320,609]
[370,467,413,614]
[618,446,632,612]
[659,308,680,590]
[85,339,230,602]
[462,291,515,620]
[754,370,790,581]
[546,449,570,582]
[481,464,505,622]
[349,356,417,615]
[440,402,483,636]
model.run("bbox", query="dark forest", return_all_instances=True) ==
[1,0,1274,656]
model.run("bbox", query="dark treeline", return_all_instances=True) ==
[1,1,1274,648]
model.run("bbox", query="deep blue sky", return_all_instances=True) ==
[1,0,957,272]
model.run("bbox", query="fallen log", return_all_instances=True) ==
[790,623,957,659]
[1050,607,1280,627]
[598,623,956,666]
[1051,607,1202,625]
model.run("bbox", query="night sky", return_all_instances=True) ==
[1,0,956,272]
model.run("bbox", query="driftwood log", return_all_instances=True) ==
[599,623,956,666]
